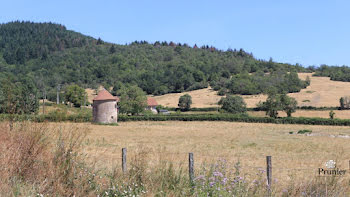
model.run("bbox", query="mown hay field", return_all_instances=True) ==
[248,110,350,119]
[71,121,350,190]
[152,73,350,108]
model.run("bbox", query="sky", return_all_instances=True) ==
[1,0,350,67]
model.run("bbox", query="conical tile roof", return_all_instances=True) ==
[93,89,117,101]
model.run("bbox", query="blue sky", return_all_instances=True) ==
[1,0,349,66]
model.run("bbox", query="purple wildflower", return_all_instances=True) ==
[213,171,223,177]
[222,177,228,185]
[209,182,215,187]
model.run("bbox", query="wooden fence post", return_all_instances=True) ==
[122,148,127,173]
[189,153,194,182]
[266,156,272,196]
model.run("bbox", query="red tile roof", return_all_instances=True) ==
[93,90,117,101]
[114,96,120,102]
[147,97,158,107]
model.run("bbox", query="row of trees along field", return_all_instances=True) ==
[0,21,312,99]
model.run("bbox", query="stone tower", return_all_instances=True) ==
[92,89,118,123]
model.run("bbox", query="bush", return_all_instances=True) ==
[297,129,312,134]
[329,110,335,119]
[217,88,226,96]
[46,109,68,122]
[218,95,247,114]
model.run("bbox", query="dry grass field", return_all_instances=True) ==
[83,73,350,108]
[248,110,350,119]
[152,73,350,108]
[4,121,349,195]
[73,121,350,191]
[151,88,222,108]
[289,73,350,107]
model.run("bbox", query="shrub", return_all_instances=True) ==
[329,110,335,119]
[297,129,312,134]
[46,108,68,122]
[217,88,226,96]
[218,95,247,114]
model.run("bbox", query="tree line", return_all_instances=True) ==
[0,21,312,98]
[314,65,350,82]
[0,21,322,117]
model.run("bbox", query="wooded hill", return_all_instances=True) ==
[0,21,313,100]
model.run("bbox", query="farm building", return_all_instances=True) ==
[92,89,118,123]
[147,97,158,114]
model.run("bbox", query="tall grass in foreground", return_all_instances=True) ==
[0,122,349,196]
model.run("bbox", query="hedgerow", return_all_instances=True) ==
[1,113,350,126]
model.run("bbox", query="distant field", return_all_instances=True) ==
[65,121,350,191]
[151,88,222,108]
[249,110,350,119]
[152,73,350,108]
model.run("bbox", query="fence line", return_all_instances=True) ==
[119,148,347,195]
[116,149,329,170]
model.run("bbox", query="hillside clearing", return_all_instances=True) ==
[152,73,350,108]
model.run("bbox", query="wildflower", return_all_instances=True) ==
[209,182,215,187]
[213,171,223,177]
[222,177,228,184]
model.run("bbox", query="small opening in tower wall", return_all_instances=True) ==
[111,116,114,119]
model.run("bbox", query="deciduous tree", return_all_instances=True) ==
[118,85,147,115]
[64,84,87,107]
[218,95,246,114]
[178,94,192,111]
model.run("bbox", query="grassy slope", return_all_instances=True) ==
[152,73,350,108]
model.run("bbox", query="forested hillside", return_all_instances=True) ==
[0,21,312,100]
[314,65,350,82]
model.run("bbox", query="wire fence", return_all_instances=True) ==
[112,147,350,193]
